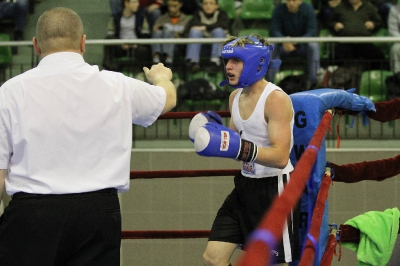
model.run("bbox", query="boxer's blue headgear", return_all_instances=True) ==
[219,35,281,88]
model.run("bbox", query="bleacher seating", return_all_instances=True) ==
[218,0,236,20]
[273,69,304,85]
[319,28,333,60]
[359,70,392,102]
[0,19,15,42]
[181,70,229,111]
[373,28,391,59]
[241,0,274,20]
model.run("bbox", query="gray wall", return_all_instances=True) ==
[121,148,400,265]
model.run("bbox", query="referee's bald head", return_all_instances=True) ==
[35,7,85,56]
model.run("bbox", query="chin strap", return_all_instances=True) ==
[219,79,229,87]
[219,59,282,88]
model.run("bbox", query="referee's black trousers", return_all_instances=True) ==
[0,189,121,266]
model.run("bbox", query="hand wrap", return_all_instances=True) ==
[237,139,258,162]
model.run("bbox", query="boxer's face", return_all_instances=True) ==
[224,58,243,86]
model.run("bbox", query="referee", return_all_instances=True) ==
[0,7,176,266]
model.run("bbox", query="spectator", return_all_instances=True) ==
[317,0,342,28]
[103,0,147,70]
[116,0,144,49]
[183,0,230,74]
[388,3,400,74]
[0,0,29,40]
[152,0,191,67]
[110,0,163,35]
[327,0,386,70]
[268,0,321,90]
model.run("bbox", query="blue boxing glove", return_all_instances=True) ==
[189,111,223,142]
[194,123,258,162]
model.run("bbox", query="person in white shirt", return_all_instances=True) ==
[0,7,176,266]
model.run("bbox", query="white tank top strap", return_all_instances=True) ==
[232,83,294,178]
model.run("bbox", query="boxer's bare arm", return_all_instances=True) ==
[255,90,293,169]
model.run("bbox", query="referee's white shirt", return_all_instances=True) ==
[0,52,166,195]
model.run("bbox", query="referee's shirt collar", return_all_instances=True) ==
[38,52,85,66]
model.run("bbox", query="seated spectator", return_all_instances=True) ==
[152,0,190,67]
[268,0,321,90]
[328,0,387,70]
[110,0,163,36]
[388,4,400,74]
[318,0,342,28]
[103,0,147,70]
[0,0,29,40]
[183,0,229,74]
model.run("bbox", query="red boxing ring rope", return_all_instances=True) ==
[320,234,339,266]
[122,230,210,239]
[158,111,231,120]
[299,173,333,266]
[130,169,239,179]
[125,168,239,240]
[126,169,239,240]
